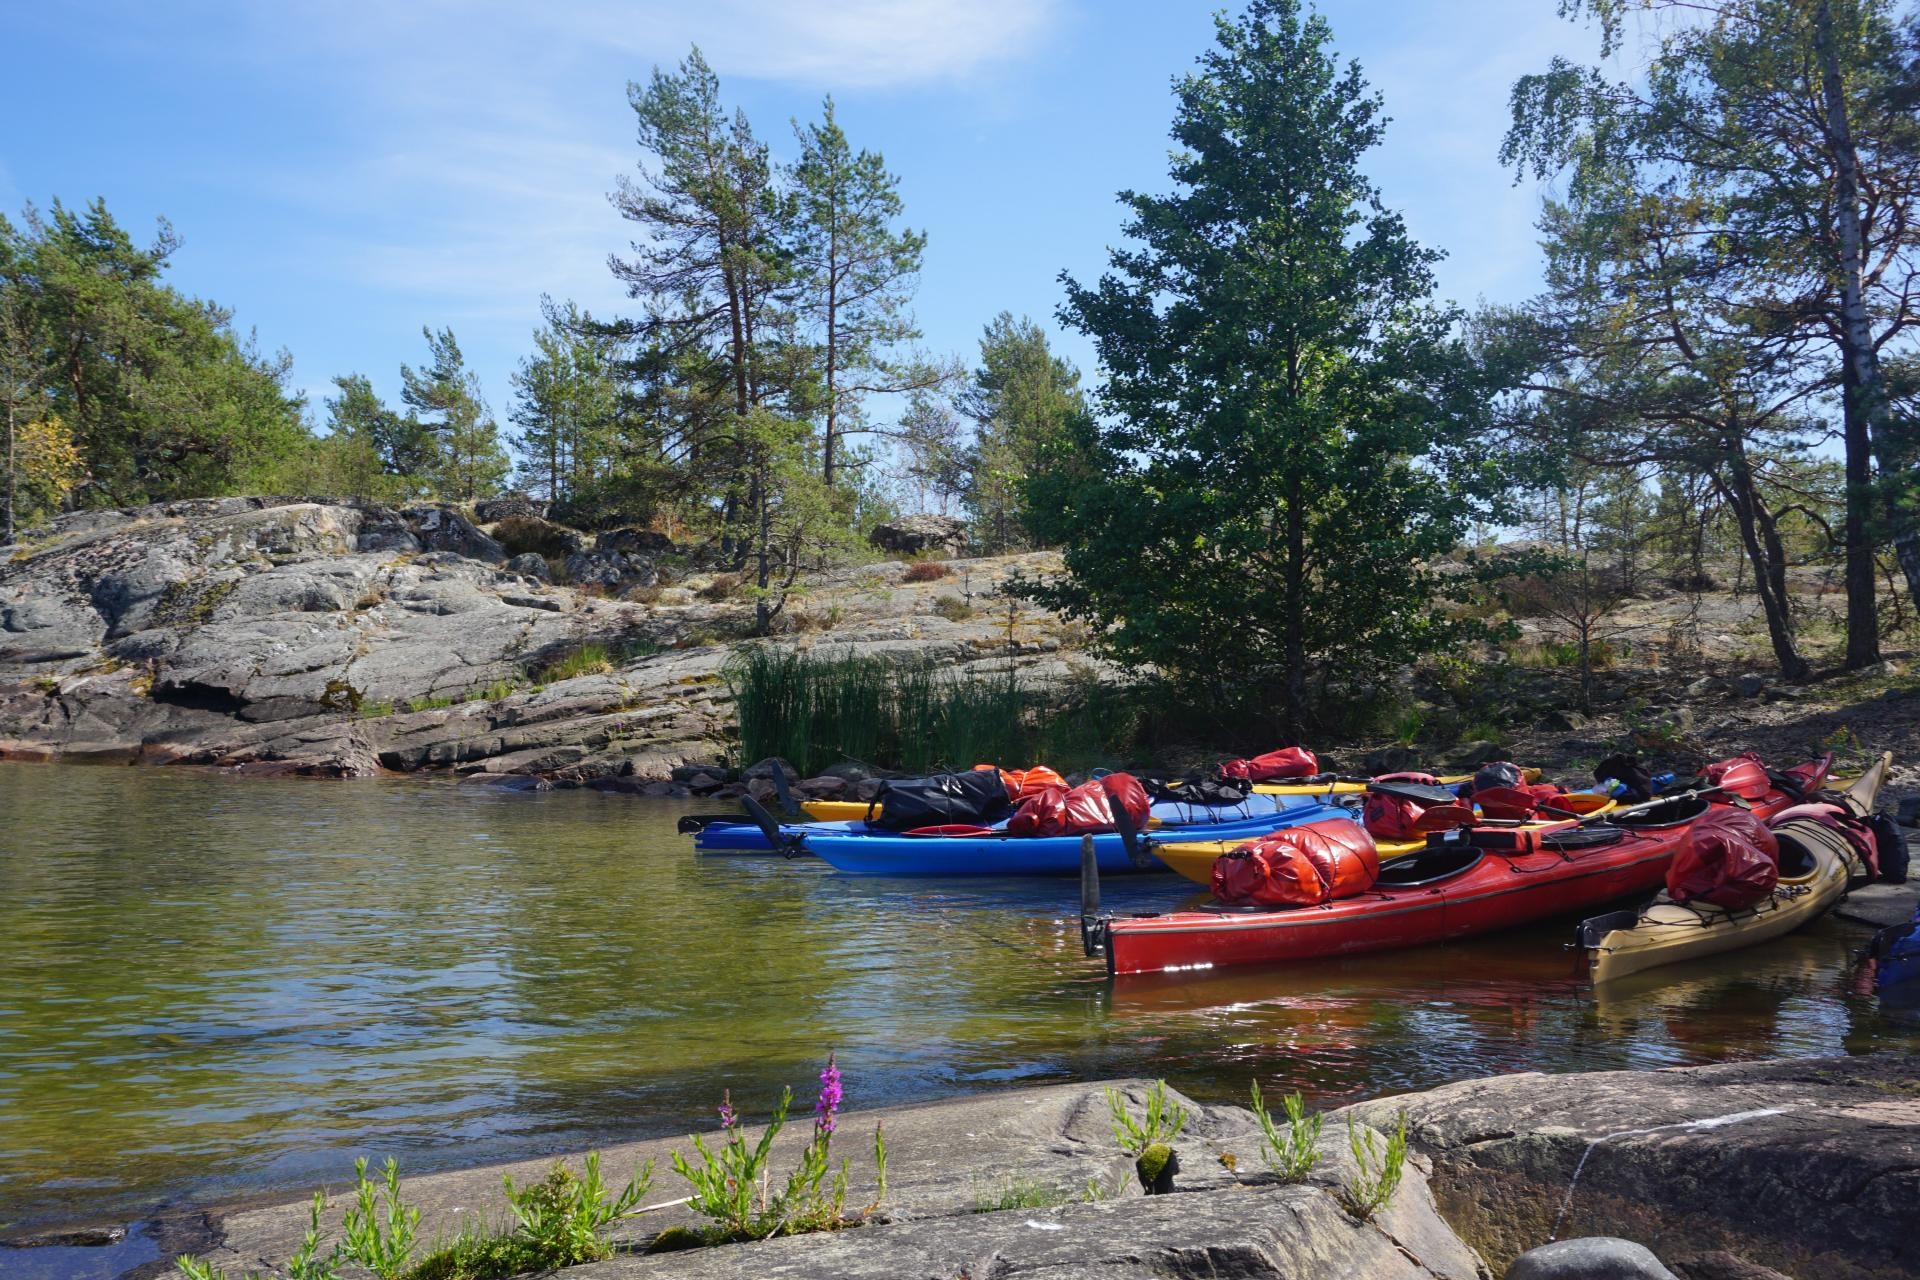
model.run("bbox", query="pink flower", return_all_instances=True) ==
[718,1090,737,1131]
[814,1053,842,1137]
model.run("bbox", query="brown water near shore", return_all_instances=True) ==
[2,762,1915,1241]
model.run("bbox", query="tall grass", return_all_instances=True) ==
[728,647,1115,775]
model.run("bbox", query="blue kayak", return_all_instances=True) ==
[800,800,1359,876]
[1871,906,1920,1006]
[691,791,1331,855]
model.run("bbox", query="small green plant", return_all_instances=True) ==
[931,594,976,622]
[1250,1080,1322,1181]
[473,678,518,703]
[536,643,613,685]
[1340,1113,1408,1220]
[501,1153,653,1267]
[343,1156,420,1280]
[671,1055,885,1243]
[1388,703,1426,747]
[972,1174,1067,1212]
[1104,1080,1188,1156]
[359,699,395,719]
[406,694,454,713]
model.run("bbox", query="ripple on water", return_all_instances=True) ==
[0,762,1916,1233]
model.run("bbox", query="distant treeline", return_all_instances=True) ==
[6,0,1919,725]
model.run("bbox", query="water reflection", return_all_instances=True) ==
[0,763,1913,1232]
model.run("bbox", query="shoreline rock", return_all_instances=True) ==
[15,1054,1900,1279]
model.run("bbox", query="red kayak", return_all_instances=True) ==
[1092,758,1832,977]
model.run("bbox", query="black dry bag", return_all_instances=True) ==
[869,769,1013,831]
[1869,811,1911,885]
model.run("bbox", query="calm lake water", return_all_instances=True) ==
[3,762,1917,1240]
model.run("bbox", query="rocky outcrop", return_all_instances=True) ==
[0,499,1084,780]
[868,514,968,557]
[165,1080,1480,1280]
[1337,1053,1920,1280]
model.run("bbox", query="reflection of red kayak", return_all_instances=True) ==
[1096,760,1830,977]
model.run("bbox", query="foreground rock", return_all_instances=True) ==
[167,1081,1478,1280]
[1339,1053,1920,1280]
[0,498,1081,780]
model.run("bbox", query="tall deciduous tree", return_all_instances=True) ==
[789,98,938,491]
[1506,0,1920,666]
[400,327,508,502]
[1026,0,1522,735]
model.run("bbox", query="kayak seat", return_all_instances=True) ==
[1614,795,1711,829]
[1374,847,1483,888]
[1774,829,1820,882]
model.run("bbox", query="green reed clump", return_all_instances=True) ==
[1249,1080,1321,1180]
[972,1173,1067,1212]
[176,1192,341,1280]
[536,643,613,685]
[727,647,1040,776]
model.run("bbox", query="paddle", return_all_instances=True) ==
[1104,777,1156,870]
[741,792,806,858]
[770,767,802,818]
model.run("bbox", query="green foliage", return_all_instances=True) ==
[535,643,613,685]
[401,327,509,502]
[0,198,309,508]
[973,1174,1068,1213]
[1340,1113,1408,1220]
[510,302,622,505]
[670,1084,881,1243]
[1025,1,1526,735]
[342,1156,420,1280]
[176,1192,341,1280]
[491,516,579,560]
[473,679,518,704]
[1250,1081,1322,1181]
[401,1231,539,1280]
[499,1153,653,1268]
[1104,1081,1187,1157]
[960,313,1089,552]
[359,699,395,719]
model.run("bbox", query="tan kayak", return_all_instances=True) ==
[1584,753,1889,985]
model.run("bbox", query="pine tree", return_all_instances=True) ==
[1027,0,1520,734]
[789,96,936,490]
[399,327,508,502]
[960,313,1085,552]
[510,302,621,505]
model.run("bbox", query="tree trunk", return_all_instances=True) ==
[1720,464,1809,682]
[823,205,840,490]
[4,401,15,544]
[1283,467,1307,736]
[1814,0,1895,662]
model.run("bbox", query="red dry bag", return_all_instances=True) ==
[1211,819,1381,907]
[979,764,1068,801]
[1362,772,1439,841]
[1667,808,1780,909]
[1007,773,1151,837]
[1473,783,1566,821]
[1218,747,1319,783]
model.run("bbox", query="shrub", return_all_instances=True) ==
[931,595,976,622]
[1104,1081,1187,1156]
[1250,1081,1321,1181]
[903,560,952,583]
[699,574,740,602]
[406,695,454,713]
[1340,1113,1408,1219]
[177,1193,340,1280]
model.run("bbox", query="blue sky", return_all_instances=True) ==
[2,1,1602,440]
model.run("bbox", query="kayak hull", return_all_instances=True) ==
[1102,764,1829,976]
[1585,753,1884,985]
[805,802,1357,876]
[704,793,1331,855]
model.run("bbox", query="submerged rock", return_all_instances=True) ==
[1508,1238,1678,1280]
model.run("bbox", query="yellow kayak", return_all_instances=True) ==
[1154,793,1616,888]
[1584,752,1888,985]
[808,768,1550,824]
